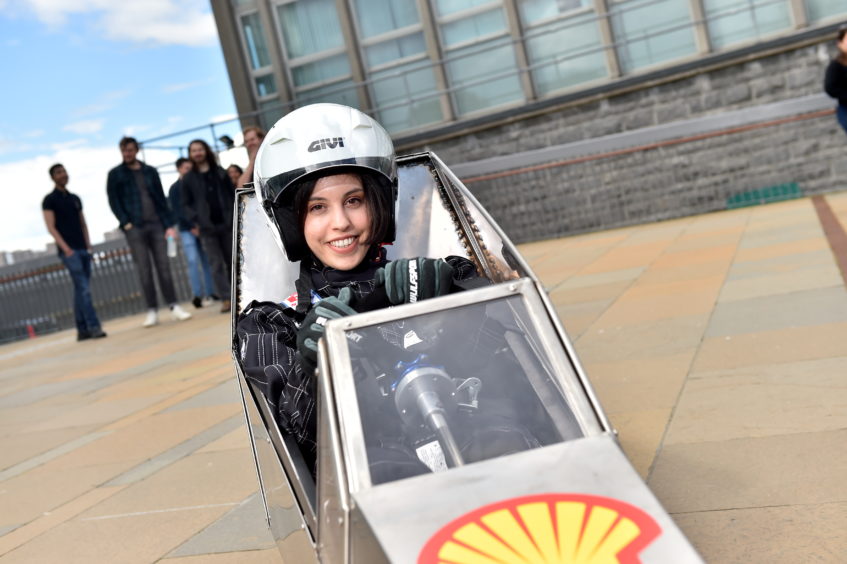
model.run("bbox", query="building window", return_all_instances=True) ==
[610,0,697,73]
[241,11,270,69]
[704,0,792,50]
[517,0,607,97]
[434,0,525,116]
[805,0,847,22]
[254,74,277,97]
[239,11,277,101]
[274,0,358,108]
[352,0,443,132]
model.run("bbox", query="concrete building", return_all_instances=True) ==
[211,0,847,242]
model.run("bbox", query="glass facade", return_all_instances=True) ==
[435,0,524,115]
[806,0,847,22]
[241,11,270,70]
[518,0,607,96]
[352,0,443,132]
[275,0,358,106]
[611,0,697,72]
[228,0,847,134]
[239,11,277,101]
[705,0,792,50]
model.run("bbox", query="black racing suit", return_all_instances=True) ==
[235,251,481,477]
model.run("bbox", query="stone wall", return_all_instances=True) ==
[403,42,847,243]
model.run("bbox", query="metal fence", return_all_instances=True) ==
[0,238,195,344]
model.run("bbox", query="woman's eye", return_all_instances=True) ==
[346,196,363,207]
[309,203,325,213]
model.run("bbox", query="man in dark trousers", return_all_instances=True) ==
[106,136,192,327]
[168,157,215,308]
[42,163,107,341]
[181,139,235,313]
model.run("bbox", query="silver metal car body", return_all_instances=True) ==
[231,152,702,563]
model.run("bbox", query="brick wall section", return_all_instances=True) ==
[405,44,847,243]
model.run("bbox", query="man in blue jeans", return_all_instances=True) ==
[42,163,106,341]
[168,157,215,308]
[106,136,192,327]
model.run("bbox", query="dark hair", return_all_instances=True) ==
[175,157,190,168]
[187,139,218,171]
[48,163,64,178]
[119,136,138,150]
[292,171,392,248]
[838,25,847,43]
[227,164,244,175]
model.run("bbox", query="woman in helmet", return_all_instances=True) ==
[236,104,480,481]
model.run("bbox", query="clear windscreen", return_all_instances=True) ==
[341,295,587,487]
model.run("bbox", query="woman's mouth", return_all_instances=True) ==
[328,236,356,249]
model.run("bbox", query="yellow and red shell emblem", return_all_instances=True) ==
[419,493,661,564]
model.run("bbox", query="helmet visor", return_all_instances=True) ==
[264,156,395,206]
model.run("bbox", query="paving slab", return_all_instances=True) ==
[0,506,230,564]
[166,494,276,558]
[665,356,847,444]
[648,429,847,513]
[673,502,847,564]
[3,193,847,562]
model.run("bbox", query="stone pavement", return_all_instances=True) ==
[2,194,847,563]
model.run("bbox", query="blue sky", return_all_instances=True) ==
[0,0,246,255]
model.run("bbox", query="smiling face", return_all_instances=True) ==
[303,173,372,270]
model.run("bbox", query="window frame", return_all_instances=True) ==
[234,7,279,103]
[270,0,358,103]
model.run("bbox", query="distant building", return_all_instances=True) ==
[211,1,847,242]
[212,1,846,136]
[9,249,50,264]
[103,228,124,242]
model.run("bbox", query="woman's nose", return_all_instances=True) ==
[328,206,352,230]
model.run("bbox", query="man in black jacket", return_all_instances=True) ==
[181,139,235,313]
[106,136,192,327]
[824,25,847,136]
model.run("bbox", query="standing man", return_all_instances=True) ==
[107,136,192,327]
[237,126,265,188]
[824,25,847,136]
[168,157,215,308]
[42,164,107,341]
[182,139,235,313]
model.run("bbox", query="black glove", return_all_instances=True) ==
[297,287,356,374]
[375,257,454,305]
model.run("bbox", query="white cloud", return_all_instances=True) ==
[122,124,152,137]
[210,113,238,125]
[161,77,214,94]
[62,119,104,134]
[71,90,131,118]
[0,145,180,253]
[18,0,216,47]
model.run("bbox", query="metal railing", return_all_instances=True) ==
[0,239,195,344]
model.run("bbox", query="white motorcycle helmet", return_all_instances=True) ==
[254,103,397,261]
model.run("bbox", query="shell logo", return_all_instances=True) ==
[419,493,661,564]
